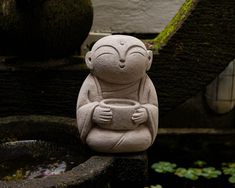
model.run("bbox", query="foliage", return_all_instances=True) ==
[229,176,235,184]
[222,162,235,184]
[193,160,207,167]
[175,167,201,180]
[145,184,163,188]
[3,169,24,181]
[200,167,222,179]
[151,160,233,183]
[175,167,222,180]
[151,161,177,173]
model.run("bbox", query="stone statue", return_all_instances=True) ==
[76,35,158,153]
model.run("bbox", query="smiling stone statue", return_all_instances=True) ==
[76,35,158,153]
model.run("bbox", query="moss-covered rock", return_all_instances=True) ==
[0,0,93,58]
[150,0,196,51]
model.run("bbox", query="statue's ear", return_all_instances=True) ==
[146,50,153,71]
[85,51,93,70]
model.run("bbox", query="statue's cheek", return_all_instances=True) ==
[94,54,118,67]
[93,57,120,79]
[126,56,147,70]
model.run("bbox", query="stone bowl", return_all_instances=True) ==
[100,98,140,130]
[0,115,113,188]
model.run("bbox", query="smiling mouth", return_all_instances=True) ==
[119,64,125,68]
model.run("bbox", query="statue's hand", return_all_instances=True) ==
[93,106,113,125]
[132,107,148,125]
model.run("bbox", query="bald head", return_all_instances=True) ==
[85,35,153,84]
[91,35,147,52]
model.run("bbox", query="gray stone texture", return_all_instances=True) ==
[91,0,185,33]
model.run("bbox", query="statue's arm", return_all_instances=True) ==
[141,77,158,142]
[147,78,158,107]
[76,75,99,142]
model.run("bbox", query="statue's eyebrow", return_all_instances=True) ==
[129,51,145,56]
[126,45,146,56]
[96,52,114,59]
[94,44,146,58]
[94,45,120,57]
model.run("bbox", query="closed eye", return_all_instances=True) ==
[96,52,114,58]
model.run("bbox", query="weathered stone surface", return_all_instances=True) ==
[160,92,235,128]
[0,115,82,144]
[0,115,111,188]
[0,156,114,188]
[110,152,148,188]
[150,0,235,115]
[0,57,89,117]
[0,115,149,188]
[90,0,185,33]
[205,59,235,114]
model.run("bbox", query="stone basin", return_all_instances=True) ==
[0,115,114,188]
[0,140,86,181]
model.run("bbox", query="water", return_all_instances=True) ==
[0,140,88,181]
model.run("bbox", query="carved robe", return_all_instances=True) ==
[76,73,158,153]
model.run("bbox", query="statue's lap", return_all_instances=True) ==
[86,125,152,153]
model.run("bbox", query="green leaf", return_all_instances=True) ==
[144,184,163,188]
[228,163,235,168]
[222,162,235,168]
[175,168,199,180]
[151,161,177,174]
[189,168,203,176]
[151,185,163,188]
[175,168,187,177]
[229,175,235,184]
[201,167,221,179]
[194,160,207,167]
[222,167,235,175]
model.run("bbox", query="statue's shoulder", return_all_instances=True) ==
[81,74,101,93]
[142,74,155,88]
[83,74,96,86]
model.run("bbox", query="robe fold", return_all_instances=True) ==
[76,73,158,152]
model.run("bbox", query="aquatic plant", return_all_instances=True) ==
[145,184,163,188]
[222,162,235,184]
[151,161,177,173]
[151,161,226,182]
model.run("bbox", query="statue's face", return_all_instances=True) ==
[86,35,152,84]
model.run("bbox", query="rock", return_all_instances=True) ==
[0,0,93,58]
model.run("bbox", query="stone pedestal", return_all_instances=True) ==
[110,152,148,188]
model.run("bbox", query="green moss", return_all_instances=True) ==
[145,0,197,51]
[3,169,24,181]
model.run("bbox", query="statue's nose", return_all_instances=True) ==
[120,58,125,63]
[119,58,125,68]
